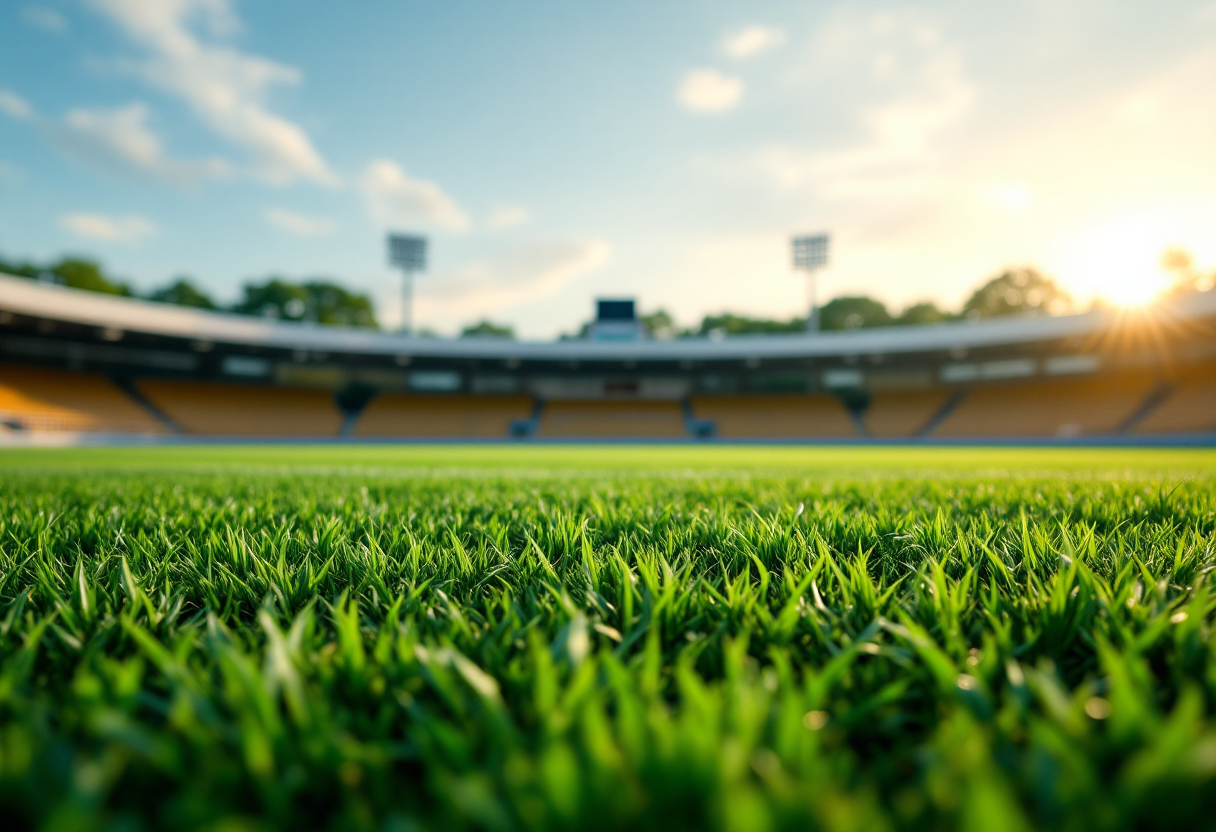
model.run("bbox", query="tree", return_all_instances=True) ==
[818,296,893,330]
[461,320,515,339]
[696,313,804,337]
[962,267,1069,319]
[641,309,679,339]
[52,258,132,295]
[898,301,954,326]
[1162,248,1214,296]
[300,282,377,328]
[231,278,307,320]
[1,253,130,294]
[232,278,378,328]
[147,278,216,309]
[0,254,41,279]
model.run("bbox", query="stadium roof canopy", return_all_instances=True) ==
[3,272,1215,363]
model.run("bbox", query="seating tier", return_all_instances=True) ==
[139,380,344,436]
[354,394,533,438]
[536,400,686,438]
[864,390,953,438]
[1134,369,1216,434]
[0,364,163,433]
[931,376,1156,437]
[691,394,856,438]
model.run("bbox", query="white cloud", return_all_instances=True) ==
[23,5,67,32]
[0,90,34,121]
[60,103,231,185]
[60,212,156,243]
[746,46,974,198]
[359,159,469,232]
[264,208,335,236]
[88,0,335,185]
[415,241,610,325]
[722,25,786,60]
[677,69,744,113]
[486,205,531,230]
[674,11,985,313]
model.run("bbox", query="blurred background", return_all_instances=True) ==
[1,1,1213,444]
[2,0,1215,338]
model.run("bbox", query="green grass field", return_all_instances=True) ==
[2,446,1215,831]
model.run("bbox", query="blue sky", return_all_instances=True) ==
[2,0,1216,337]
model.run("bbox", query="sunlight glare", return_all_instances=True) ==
[1054,201,1216,309]
[1059,216,1170,307]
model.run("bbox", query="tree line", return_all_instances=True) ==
[3,249,1209,340]
[0,254,377,329]
[573,266,1073,340]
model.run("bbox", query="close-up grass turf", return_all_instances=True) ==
[1,446,1215,831]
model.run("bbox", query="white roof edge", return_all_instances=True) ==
[3,272,1214,362]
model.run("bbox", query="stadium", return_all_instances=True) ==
[5,3,1216,831]
[3,271,1214,443]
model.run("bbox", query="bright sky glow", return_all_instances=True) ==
[1052,198,1216,308]
[1,1,1215,337]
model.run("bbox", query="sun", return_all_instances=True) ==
[1101,272,1162,308]
[1056,213,1177,309]
[1050,197,1216,309]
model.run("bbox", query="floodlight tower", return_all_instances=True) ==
[387,233,427,335]
[792,233,829,333]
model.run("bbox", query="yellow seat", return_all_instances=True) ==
[1134,368,1216,434]
[537,400,686,438]
[864,390,953,438]
[0,364,164,433]
[932,375,1156,437]
[354,394,533,438]
[138,380,343,436]
[691,394,856,438]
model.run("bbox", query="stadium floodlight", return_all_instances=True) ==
[387,233,427,334]
[792,233,829,333]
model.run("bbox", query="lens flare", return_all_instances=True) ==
[1102,274,1162,308]
[1054,201,1216,309]
[1058,221,1170,307]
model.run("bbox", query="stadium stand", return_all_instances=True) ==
[863,389,955,438]
[0,364,165,433]
[931,375,1158,438]
[692,394,856,438]
[1133,367,1216,434]
[2,274,1214,442]
[353,394,533,438]
[537,400,687,438]
[138,380,344,437]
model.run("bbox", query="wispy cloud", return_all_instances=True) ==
[0,91,228,186]
[754,65,972,196]
[59,103,231,185]
[23,5,67,33]
[742,15,974,200]
[677,69,744,113]
[0,90,34,121]
[359,159,469,232]
[265,208,335,236]
[722,25,785,60]
[486,205,530,230]
[88,0,336,185]
[60,212,157,244]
